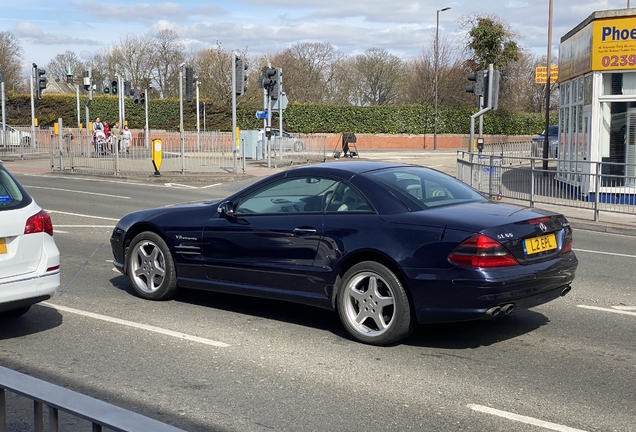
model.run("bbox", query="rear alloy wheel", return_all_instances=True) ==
[293,140,304,152]
[337,261,413,345]
[127,232,177,300]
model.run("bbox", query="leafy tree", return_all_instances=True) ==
[352,48,405,106]
[461,14,520,71]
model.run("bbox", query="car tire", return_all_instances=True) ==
[337,261,414,346]
[127,232,177,300]
[293,140,304,152]
[0,306,31,318]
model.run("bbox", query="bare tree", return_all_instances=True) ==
[191,44,233,109]
[114,33,155,93]
[150,29,185,99]
[0,31,26,92]
[46,51,86,83]
[352,48,405,106]
[269,42,344,104]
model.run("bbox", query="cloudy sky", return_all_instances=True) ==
[1,0,633,72]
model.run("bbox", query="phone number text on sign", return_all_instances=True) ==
[600,54,636,68]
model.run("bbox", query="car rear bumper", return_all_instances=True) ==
[0,270,59,311]
[406,253,578,323]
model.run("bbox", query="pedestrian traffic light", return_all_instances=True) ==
[36,68,46,99]
[235,56,248,96]
[111,79,118,95]
[82,71,90,91]
[185,67,194,102]
[139,92,145,104]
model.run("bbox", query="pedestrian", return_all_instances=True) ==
[121,125,132,154]
[92,117,103,153]
[103,122,110,140]
[111,122,122,152]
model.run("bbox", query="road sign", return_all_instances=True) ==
[535,66,558,84]
[256,110,268,119]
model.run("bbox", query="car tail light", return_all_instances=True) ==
[24,210,54,236]
[448,234,518,268]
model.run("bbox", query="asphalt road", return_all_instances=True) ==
[1,172,635,432]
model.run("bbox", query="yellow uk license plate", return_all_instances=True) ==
[523,233,557,255]
[0,238,6,254]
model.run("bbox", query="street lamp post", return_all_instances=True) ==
[434,6,451,151]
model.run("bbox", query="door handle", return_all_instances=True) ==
[293,228,317,235]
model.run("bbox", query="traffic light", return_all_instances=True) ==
[482,70,501,110]
[258,67,278,99]
[235,56,248,96]
[82,71,90,91]
[466,70,485,98]
[139,91,145,104]
[36,68,46,99]
[111,79,118,95]
[270,68,281,100]
[185,67,194,102]
[104,80,110,94]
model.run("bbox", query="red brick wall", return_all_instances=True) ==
[324,134,534,150]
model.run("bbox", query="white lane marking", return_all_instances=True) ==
[577,305,636,316]
[164,183,222,189]
[54,225,114,228]
[46,210,120,221]
[40,303,230,348]
[612,305,636,311]
[25,185,130,200]
[467,404,588,432]
[572,248,636,259]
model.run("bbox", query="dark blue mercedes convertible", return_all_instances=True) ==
[110,161,577,345]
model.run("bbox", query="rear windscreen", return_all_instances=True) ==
[0,166,31,211]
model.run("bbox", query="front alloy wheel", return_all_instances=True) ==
[127,232,177,300]
[337,261,413,345]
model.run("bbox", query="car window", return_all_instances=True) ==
[0,166,31,210]
[325,183,372,212]
[547,126,559,136]
[367,166,486,210]
[235,176,339,215]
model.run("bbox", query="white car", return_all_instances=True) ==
[0,161,59,317]
[259,128,305,152]
[0,124,32,147]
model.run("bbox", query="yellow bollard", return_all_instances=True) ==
[152,139,163,176]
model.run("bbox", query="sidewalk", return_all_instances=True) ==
[3,150,636,237]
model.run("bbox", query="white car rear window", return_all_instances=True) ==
[0,167,28,210]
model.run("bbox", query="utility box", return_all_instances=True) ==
[240,130,259,159]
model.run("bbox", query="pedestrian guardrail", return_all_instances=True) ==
[0,365,186,432]
[457,151,636,221]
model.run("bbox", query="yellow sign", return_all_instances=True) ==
[592,17,636,71]
[152,139,162,175]
[535,66,559,84]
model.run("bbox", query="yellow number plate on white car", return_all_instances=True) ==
[523,233,557,255]
[0,238,6,254]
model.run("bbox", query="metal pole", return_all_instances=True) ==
[145,88,149,148]
[76,85,82,152]
[179,65,185,174]
[58,118,64,171]
[196,80,200,151]
[30,64,36,150]
[114,76,120,175]
[85,68,92,156]
[434,7,450,151]
[232,53,237,174]
[543,0,553,171]
[278,69,283,164]
[1,78,6,148]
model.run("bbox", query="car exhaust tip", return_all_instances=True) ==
[485,306,502,317]
[560,286,572,297]
[501,304,515,315]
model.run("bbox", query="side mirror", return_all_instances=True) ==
[217,201,235,218]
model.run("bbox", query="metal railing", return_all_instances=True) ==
[457,149,636,221]
[0,127,328,176]
[0,365,186,432]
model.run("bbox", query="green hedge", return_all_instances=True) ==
[3,94,557,135]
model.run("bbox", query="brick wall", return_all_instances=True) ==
[323,134,534,150]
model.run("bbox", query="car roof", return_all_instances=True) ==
[283,160,418,177]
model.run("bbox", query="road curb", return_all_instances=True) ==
[570,218,636,237]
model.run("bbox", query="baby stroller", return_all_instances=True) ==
[93,129,109,156]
